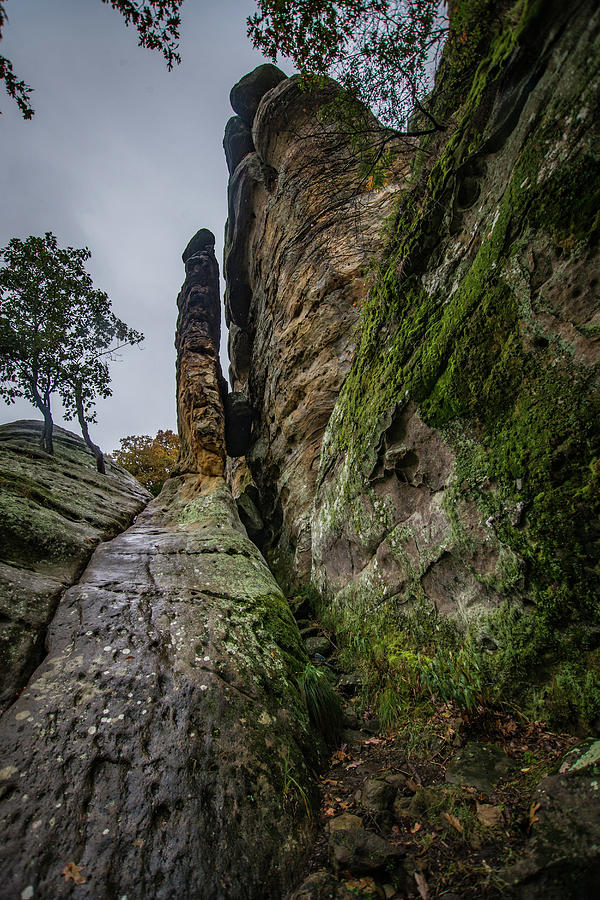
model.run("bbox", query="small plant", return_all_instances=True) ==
[298,662,343,744]
[282,751,311,820]
[418,645,483,714]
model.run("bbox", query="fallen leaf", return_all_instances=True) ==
[415,870,430,900]
[520,766,532,773]
[346,759,364,770]
[321,779,339,786]
[62,862,86,885]
[331,748,350,765]
[476,803,503,828]
[529,801,541,830]
[411,822,422,833]
[324,807,336,818]
[442,812,464,834]
[363,737,383,746]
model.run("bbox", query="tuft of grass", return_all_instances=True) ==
[298,662,343,745]
[282,750,312,820]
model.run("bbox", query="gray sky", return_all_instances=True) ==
[0,0,288,451]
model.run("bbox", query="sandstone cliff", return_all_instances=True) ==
[224,65,405,583]
[0,236,317,899]
[224,0,600,729]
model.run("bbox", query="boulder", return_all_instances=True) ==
[289,870,338,900]
[503,740,600,899]
[230,63,287,127]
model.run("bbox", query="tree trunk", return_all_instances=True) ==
[32,389,54,454]
[75,387,105,474]
[42,409,54,455]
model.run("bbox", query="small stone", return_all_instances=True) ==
[289,869,337,900]
[21,888,34,900]
[361,778,397,812]
[329,828,404,875]
[327,812,363,833]
[305,636,332,658]
[383,773,407,791]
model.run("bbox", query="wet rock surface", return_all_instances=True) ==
[0,421,150,711]
[0,475,315,899]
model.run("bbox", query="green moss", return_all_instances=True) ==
[315,0,600,728]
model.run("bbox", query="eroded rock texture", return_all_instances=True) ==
[175,228,227,476]
[311,0,600,632]
[224,68,405,582]
[0,477,314,899]
[0,421,149,711]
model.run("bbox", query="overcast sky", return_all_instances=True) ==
[0,0,289,451]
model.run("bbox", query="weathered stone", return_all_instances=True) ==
[329,828,405,875]
[361,779,397,813]
[224,115,255,174]
[446,743,513,795]
[181,226,215,263]
[289,869,338,900]
[305,635,332,658]
[0,421,149,711]
[229,63,287,127]
[224,391,253,458]
[175,230,227,476]
[503,741,600,898]
[0,476,315,899]
[328,813,364,833]
[236,489,264,539]
[224,74,403,582]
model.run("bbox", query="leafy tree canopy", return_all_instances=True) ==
[0,231,143,467]
[248,0,448,133]
[0,0,185,118]
[112,429,179,495]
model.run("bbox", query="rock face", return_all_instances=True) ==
[224,0,600,717]
[0,421,149,712]
[310,0,600,647]
[0,234,317,899]
[175,228,227,477]
[224,68,405,582]
[0,476,314,900]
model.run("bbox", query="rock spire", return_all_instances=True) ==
[175,228,226,476]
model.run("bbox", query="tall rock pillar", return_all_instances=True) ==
[175,228,226,476]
